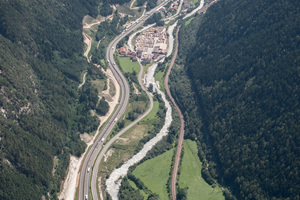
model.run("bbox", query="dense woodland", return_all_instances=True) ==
[170,0,299,199]
[0,0,119,199]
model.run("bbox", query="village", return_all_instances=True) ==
[116,0,198,65]
[118,26,168,64]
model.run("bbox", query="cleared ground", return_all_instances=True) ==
[133,148,174,200]
[179,140,224,200]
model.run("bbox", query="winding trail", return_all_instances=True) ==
[78,72,87,89]
[164,25,184,200]
[83,32,92,63]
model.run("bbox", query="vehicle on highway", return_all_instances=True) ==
[87,167,90,173]
[114,118,118,122]
[107,60,110,63]
[101,138,105,142]
[85,194,88,200]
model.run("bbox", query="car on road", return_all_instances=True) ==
[85,194,88,200]
[87,167,90,173]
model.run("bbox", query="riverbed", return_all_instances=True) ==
[106,62,173,200]
[166,21,178,57]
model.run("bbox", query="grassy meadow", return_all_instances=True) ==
[179,140,224,200]
[132,148,175,200]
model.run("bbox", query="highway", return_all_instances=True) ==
[78,1,171,200]
[92,62,153,200]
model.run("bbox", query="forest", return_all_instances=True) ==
[170,0,299,199]
[0,0,109,199]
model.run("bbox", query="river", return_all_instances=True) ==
[106,62,173,200]
[166,20,178,57]
[105,1,213,198]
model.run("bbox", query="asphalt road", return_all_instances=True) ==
[91,62,154,200]
[78,1,171,200]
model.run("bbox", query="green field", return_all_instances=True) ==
[179,140,224,200]
[118,56,140,74]
[133,148,174,200]
[141,101,159,122]
[155,70,165,92]
[185,17,194,26]
[155,71,164,82]
[128,179,149,199]
[188,0,199,4]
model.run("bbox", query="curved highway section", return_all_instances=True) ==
[78,1,171,200]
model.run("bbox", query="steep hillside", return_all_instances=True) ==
[0,0,102,199]
[171,0,299,199]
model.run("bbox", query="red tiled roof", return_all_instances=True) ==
[119,47,126,54]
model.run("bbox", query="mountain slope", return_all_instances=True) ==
[171,0,299,199]
[0,0,102,199]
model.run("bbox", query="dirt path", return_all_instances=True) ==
[78,71,87,89]
[163,25,183,200]
[98,68,121,126]
[83,19,104,29]
[130,0,147,10]
[83,32,92,63]
[130,0,138,9]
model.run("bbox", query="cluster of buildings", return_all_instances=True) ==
[183,0,194,9]
[169,2,179,11]
[168,0,194,11]
[118,27,168,64]
[135,26,168,64]
[118,46,138,62]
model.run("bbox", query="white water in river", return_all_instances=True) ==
[183,0,205,19]
[106,63,173,200]
[166,21,178,57]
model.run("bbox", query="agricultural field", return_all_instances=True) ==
[179,140,225,200]
[118,56,141,74]
[133,148,174,200]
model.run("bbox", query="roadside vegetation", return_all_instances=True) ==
[98,93,167,199]
[98,44,169,198]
